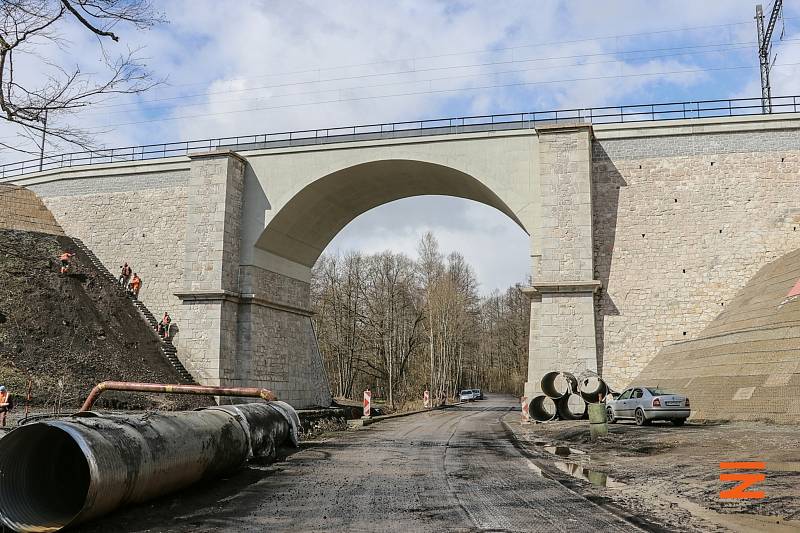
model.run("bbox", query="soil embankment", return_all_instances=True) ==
[0,228,209,412]
[634,248,800,423]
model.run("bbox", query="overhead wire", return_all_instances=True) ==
[84,16,797,109]
[86,62,798,130]
[126,17,784,92]
[86,40,764,114]
[82,42,763,118]
[3,15,799,158]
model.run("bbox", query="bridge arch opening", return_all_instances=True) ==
[254,159,529,270]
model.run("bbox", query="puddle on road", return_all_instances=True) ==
[552,461,627,489]
[543,445,584,457]
[526,438,799,531]
[535,443,623,489]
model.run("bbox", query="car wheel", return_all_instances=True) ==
[671,418,686,427]
[606,407,617,424]
[634,408,650,426]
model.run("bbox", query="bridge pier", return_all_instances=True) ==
[524,124,601,397]
[175,151,331,407]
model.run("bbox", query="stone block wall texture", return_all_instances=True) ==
[634,248,800,423]
[0,184,64,235]
[537,126,594,282]
[592,131,800,389]
[527,125,598,395]
[28,173,189,352]
[236,265,331,406]
[182,153,245,293]
[25,163,332,408]
[235,298,330,407]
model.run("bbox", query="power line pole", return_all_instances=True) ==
[38,109,48,172]
[755,0,783,114]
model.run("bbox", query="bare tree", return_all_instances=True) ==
[312,233,530,409]
[0,0,163,154]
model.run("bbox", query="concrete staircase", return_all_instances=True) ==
[71,238,196,384]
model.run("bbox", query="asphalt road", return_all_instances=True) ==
[78,396,635,532]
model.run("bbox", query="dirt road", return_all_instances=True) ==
[77,396,635,532]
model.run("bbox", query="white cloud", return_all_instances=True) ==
[324,196,530,294]
[5,0,798,290]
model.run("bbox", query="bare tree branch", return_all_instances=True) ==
[0,0,164,156]
[61,0,118,41]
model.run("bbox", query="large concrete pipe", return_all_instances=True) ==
[556,393,588,420]
[529,395,558,422]
[577,372,608,403]
[0,402,298,532]
[540,371,578,399]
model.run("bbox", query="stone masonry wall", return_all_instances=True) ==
[526,125,598,395]
[593,131,800,388]
[181,153,244,294]
[236,299,330,407]
[236,264,331,407]
[177,153,245,383]
[537,127,594,282]
[28,172,189,354]
[0,184,64,235]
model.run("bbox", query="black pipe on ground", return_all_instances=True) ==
[0,402,299,532]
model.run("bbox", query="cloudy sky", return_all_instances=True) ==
[4,0,800,293]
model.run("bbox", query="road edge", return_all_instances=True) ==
[350,403,460,427]
[499,417,666,533]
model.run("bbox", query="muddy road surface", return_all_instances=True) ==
[507,416,800,533]
[77,396,636,532]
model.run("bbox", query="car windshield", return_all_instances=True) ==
[646,388,675,396]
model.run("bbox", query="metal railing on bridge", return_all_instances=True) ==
[2,94,799,180]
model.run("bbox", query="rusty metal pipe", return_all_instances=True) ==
[79,381,277,411]
[0,402,298,532]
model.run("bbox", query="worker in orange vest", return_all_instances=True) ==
[157,312,171,339]
[0,386,12,427]
[59,251,75,274]
[128,273,142,299]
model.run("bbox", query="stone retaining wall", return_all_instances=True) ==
[634,248,800,423]
[0,184,64,235]
[27,171,190,370]
[593,131,800,388]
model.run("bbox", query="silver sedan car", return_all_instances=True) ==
[606,386,690,426]
[459,389,475,402]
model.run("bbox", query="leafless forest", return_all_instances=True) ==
[311,232,530,407]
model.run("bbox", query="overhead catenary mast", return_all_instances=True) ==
[755,0,784,113]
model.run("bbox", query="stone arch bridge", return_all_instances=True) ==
[5,113,800,408]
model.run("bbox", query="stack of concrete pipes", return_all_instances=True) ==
[528,371,609,422]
